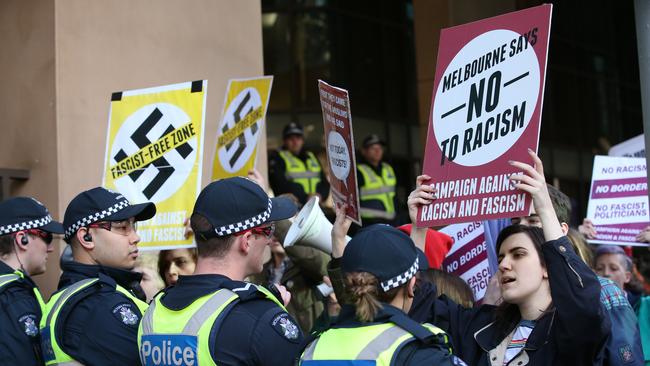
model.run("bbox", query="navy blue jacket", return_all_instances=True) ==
[410,236,609,365]
[53,261,145,366]
[160,274,304,366]
[0,261,43,365]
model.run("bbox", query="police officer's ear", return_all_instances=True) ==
[236,232,252,255]
[14,231,30,251]
[406,277,416,299]
[76,227,95,250]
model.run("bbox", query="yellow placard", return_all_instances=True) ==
[102,81,207,250]
[211,76,273,180]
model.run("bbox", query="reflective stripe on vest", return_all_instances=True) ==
[358,163,396,220]
[0,273,21,289]
[40,278,147,365]
[279,150,322,194]
[139,283,285,366]
[301,323,447,366]
[0,271,46,324]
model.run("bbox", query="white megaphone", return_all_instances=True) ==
[283,196,351,254]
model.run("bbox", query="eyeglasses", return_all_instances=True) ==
[87,219,138,236]
[14,229,54,245]
[235,223,275,239]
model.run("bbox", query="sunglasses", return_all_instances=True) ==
[15,229,54,245]
[235,223,276,239]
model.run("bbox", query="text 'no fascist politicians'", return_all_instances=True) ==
[420,173,525,221]
[438,28,538,166]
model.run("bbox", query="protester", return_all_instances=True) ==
[595,245,642,305]
[512,183,643,366]
[0,197,63,365]
[40,187,155,365]
[397,223,453,269]
[300,207,465,365]
[138,177,303,365]
[404,150,607,365]
[269,122,330,205]
[157,247,197,286]
[134,252,164,302]
[357,134,398,225]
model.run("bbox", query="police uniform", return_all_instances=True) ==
[0,197,65,366]
[357,135,398,226]
[138,176,302,366]
[40,187,155,366]
[269,122,330,204]
[300,225,467,366]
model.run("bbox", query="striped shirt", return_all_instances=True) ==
[504,320,536,365]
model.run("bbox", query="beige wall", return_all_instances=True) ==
[1,0,265,297]
[413,0,517,145]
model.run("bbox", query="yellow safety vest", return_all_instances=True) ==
[358,163,396,220]
[138,283,285,366]
[279,150,322,195]
[300,322,450,365]
[40,278,148,366]
[0,271,45,311]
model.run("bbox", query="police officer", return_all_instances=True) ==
[138,177,302,365]
[40,187,156,365]
[300,224,465,365]
[357,134,397,226]
[269,122,330,205]
[0,197,63,365]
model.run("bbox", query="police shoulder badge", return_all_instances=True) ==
[112,303,139,326]
[271,313,300,341]
[18,314,38,337]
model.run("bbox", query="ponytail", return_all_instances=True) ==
[345,272,402,322]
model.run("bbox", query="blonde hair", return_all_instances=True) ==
[344,272,402,322]
[566,228,594,266]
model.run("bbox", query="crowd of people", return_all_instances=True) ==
[0,122,648,365]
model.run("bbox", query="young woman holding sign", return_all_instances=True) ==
[405,150,608,365]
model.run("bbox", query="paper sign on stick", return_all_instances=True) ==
[211,76,273,180]
[103,80,207,250]
[418,5,552,227]
[586,155,649,247]
[609,134,645,158]
[318,80,362,225]
[440,222,491,302]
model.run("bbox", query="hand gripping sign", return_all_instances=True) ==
[318,80,362,225]
[211,76,273,180]
[418,5,552,227]
[103,80,207,250]
[586,156,650,247]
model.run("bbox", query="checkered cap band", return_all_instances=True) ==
[0,215,53,235]
[380,257,419,292]
[64,200,130,240]
[214,199,272,236]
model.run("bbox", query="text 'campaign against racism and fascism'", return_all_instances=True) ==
[418,4,552,227]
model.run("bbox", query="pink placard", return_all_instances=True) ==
[419,5,552,227]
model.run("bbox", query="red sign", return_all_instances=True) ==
[318,80,362,225]
[418,5,552,227]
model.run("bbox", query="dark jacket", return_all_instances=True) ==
[250,246,329,333]
[268,148,330,204]
[0,261,43,366]
[53,261,146,366]
[329,236,609,365]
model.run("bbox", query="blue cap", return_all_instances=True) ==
[342,224,419,292]
[193,177,297,238]
[63,187,156,241]
[0,197,64,235]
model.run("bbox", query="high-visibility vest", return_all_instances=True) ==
[279,150,322,195]
[358,163,396,220]
[40,277,148,366]
[0,271,45,311]
[300,322,450,365]
[138,283,285,366]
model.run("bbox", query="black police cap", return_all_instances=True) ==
[342,224,419,292]
[0,197,64,235]
[193,177,297,239]
[282,122,304,139]
[63,187,156,241]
